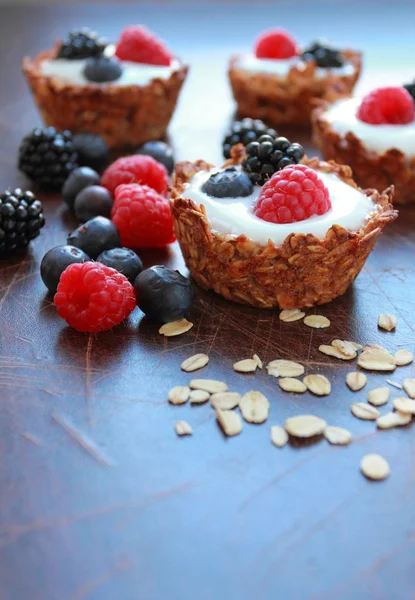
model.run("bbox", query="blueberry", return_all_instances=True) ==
[72,133,110,172]
[74,185,113,222]
[135,141,174,175]
[134,265,194,323]
[96,247,143,283]
[83,56,122,83]
[40,245,90,294]
[67,216,120,258]
[202,167,253,198]
[62,166,100,208]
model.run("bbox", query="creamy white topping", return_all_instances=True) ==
[184,167,375,246]
[320,97,415,156]
[235,54,355,80]
[40,44,181,87]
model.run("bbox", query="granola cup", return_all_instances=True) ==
[171,155,397,309]
[312,102,415,205]
[228,50,361,127]
[22,45,188,149]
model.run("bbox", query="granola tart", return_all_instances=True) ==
[171,154,397,309]
[228,31,361,126]
[22,26,188,149]
[312,93,415,205]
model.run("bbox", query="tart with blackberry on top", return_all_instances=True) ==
[312,85,415,205]
[22,26,188,148]
[170,137,396,309]
[228,29,361,126]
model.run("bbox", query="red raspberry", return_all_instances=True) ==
[255,29,298,60]
[115,25,172,66]
[357,87,415,125]
[101,155,168,196]
[254,165,331,224]
[111,183,175,248]
[54,262,136,333]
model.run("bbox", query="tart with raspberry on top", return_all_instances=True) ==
[312,85,415,204]
[171,135,396,309]
[228,29,361,126]
[22,26,188,148]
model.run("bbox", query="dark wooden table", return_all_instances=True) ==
[1,2,415,599]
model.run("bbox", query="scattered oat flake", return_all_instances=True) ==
[367,387,390,407]
[361,454,390,481]
[332,339,361,356]
[324,426,352,446]
[175,420,193,436]
[284,414,327,438]
[378,313,397,332]
[278,377,307,393]
[357,350,396,372]
[319,344,356,361]
[240,391,270,424]
[233,358,257,373]
[168,385,190,405]
[181,353,209,372]
[216,408,242,436]
[189,389,210,404]
[190,379,228,394]
[393,397,415,415]
[386,379,403,390]
[363,345,394,359]
[270,425,289,448]
[403,378,415,399]
[304,315,330,329]
[303,374,331,396]
[279,309,305,323]
[346,372,367,391]
[394,349,413,366]
[351,402,379,421]
[211,392,241,410]
[266,359,305,378]
[377,411,411,429]
[253,354,263,369]
[159,318,193,337]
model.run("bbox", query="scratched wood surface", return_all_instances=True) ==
[0,2,415,599]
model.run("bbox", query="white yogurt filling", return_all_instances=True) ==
[321,97,415,156]
[40,44,181,87]
[235,54,355,80]
[184,167,376,246]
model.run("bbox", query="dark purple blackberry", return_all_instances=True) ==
[0,188,45,256]
[18,127,78,191]
[301,41,344,68]
[403,81,415,103]
[242,136,304,185]
[222,118,277,159]
[57,28,107,60]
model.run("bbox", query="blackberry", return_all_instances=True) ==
[302,41,344,68]
[18,127,78,191]
[0,188,45,256]
[202,167,253,198]
[57,28,107,60]
[222,118,277,159]
[403,81,415,103]
[72,133,110,172]
[242,136,304,186]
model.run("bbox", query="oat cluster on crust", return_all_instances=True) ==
[22,45,188,149]
[170,156,397,309]
[312,102,415,205]
[228,50,362,126]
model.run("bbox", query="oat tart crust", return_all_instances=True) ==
[171,155,397,309]
[312,102,415,205]
[22,45,188,149]
[228,50,361,127]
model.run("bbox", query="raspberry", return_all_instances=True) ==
[101,155,168,196]
[357,87,415,125]
[111,184,175,248]
[115,25,172,66]
[254,165,331,224]
[255,29,298,60]
[54,262,136,332]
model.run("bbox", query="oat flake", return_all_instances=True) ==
[270,425,289,448]
[324,426,352,446]
[360,454,390,481]
[346,372,367,391]
[279,309,305,323]
[159,319,193,337]
[175,420,193,436]
[284,414,327,438]
[304,315,330,329]
[303,374,331,396]
[378,313,397,332]
[240,391,270,424]
[210,392,241,410]
[367,387,390,407]
[168,385,190,405]
[278,378,307,393]
[216,409,242,436]
[181,353,209,372]
[351,402,379,421]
